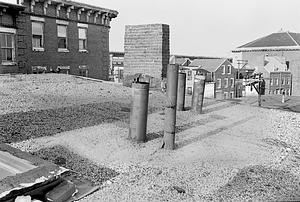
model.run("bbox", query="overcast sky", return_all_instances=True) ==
[5,0,300,57]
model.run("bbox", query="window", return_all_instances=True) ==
[230,92,234,99]
[286,78,290,85]
[224,78,228,88]
[230,78,234,88]
[0,33,15,62]
[217,78,221,89]
[281,77,285,85]
[32,21,44,50]
[187,70,192,80]
[286,89,290,96]
[187,87,192,95]
[228,65,231,74]
[270,78,273,86]
[57,25,67,50]
[224,92,228,99]
[222,65,225,74]
[78,27,87,51]
[275,78,279,85]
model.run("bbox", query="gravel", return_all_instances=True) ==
[31,145,119,186]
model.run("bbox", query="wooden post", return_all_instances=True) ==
[177,72,186,111]
[191,75,206,113]
[162,64,179,150]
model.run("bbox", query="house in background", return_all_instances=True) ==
[232,31,300,95]
[0,2,25,74]
[1,0,118,79]
[187,58,236,99]
[109,51,124,82]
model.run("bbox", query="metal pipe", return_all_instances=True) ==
[163,64,179,150]
[191,75,206,114]
[129,82,149,142]
[177,72,186,111]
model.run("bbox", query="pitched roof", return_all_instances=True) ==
[234,31,300,52]
[189,58,227,72]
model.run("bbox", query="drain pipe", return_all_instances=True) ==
[177,72,186,111]
[129,82,149,142]
[162,64,179,150]
[191,75,206,114]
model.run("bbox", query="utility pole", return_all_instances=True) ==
[258,74,262,107]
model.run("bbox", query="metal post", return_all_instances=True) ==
[163,64,179,150]
[177,72,186,111]
[191,75,206,113]
[129,82,149,142]
[258,75,262,107]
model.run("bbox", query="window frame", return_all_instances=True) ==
[222,65,226,74]
[224,78,229,88]
[230,78,234,88]
[227,65,231,74]
[0,32,15,64]
[217,78,222,89]
[57,24,68,52]
[31,21,44,51]
[78,25,88,52]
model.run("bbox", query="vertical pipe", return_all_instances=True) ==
[177,72,186,111]
[258,75,262,107]
[191,75,206,114]
[129,82,149,142]
[163,64,179,150]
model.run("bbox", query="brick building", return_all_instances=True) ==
[232,31,300,95]
[188,58,236,99]
[123,24,169,87]
[5,0,118,79]
[0,2,24,74]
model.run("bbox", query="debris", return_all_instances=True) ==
[45,180,76,202]
[172,186,186,194]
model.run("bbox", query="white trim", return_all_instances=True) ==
[58,48,69,53]
[78,23,88,28]
[56,20,69,25]
[57,66,70,70]
[33,47,45,52]
[0,27,16,34]
[232,46,300,52]
[30,16,45,22]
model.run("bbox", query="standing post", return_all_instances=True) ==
[191,75,206,113]
[129,82,149,142]
[258,75,262,107]
[163,64,179,150]
[177,72,186,111]
[282,91,285,103]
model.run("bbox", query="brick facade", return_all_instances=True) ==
[268,71,292,95]
[0,3,24,74]
[123,24,170,87]
[0,0,117,80]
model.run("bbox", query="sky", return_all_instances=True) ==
[4,0,300,58]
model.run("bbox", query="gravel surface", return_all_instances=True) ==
[31,145,119,186]
[2,74,300,201]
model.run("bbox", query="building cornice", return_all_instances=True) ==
[232,46,300,53]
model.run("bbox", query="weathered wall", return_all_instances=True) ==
[123,24,170,87]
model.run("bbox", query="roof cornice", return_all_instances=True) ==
[232,46,300,53]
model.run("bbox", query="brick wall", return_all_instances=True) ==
[123,24,170,87]
[13,0,115,80]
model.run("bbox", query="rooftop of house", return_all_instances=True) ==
[0,1,25,10]
[233,31,300,52]
[189,58,227,72]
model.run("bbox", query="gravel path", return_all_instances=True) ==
[2,74,300,201]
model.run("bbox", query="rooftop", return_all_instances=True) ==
[189,58,227,72]
[233,31,300,52]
